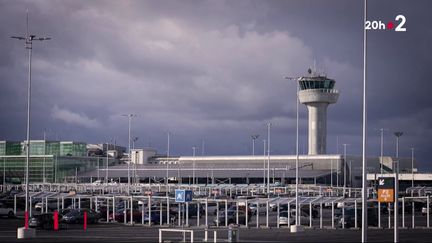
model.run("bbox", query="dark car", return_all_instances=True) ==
[143,211,177,224]
[61,209,100,224]
[213,210,250,225]
[338,207,378,228]
[172,204,204,218]
[109,208,143,222]
[279,204,319,218]
[29,213,66,230]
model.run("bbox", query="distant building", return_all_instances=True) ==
[86,143,126,158]
[0,140,120,183]
[130,148,157,164]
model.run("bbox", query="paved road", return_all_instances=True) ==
[2,217,432,242]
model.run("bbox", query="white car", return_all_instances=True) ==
[249,203,267,215]
[0,203,15,218]
[35,201,59,211]
[278,211,309,226]
[422,206,429,215]
[92,180,103,185]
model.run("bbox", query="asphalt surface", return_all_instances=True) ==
[2,216,432,242]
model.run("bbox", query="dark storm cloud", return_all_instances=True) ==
[0,0,431,168]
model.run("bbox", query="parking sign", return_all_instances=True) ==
[175,189,193,203]
[377,177,395,203]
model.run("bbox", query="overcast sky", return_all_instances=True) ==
[1,0,431,169]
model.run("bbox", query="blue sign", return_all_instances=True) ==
[175,189,193,203]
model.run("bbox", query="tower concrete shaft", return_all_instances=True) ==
[298,75,339,155]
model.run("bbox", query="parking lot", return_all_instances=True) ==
[2,217,432,242]
[2,184,432,242]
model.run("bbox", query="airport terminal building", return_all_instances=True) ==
[80,153,414,188]
[0,140,121,183]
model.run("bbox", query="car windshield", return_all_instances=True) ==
[65,210,81,217]
[279,212,289,217]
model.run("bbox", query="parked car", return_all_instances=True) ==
[61,209,100,224]
[278,204,319,218]
[29,213,66,230]
[338,207,378,228]
[249,203,268,215]
[143,211,176,224]
[92,180,102,185]
[212,203,235,215]
[109,209,143,222]
[278,211,310,226]
[35,201,59,211]
[422,206,430,215]
[0,202,14,218]
[172,203,204,218]
[213,210,249,225]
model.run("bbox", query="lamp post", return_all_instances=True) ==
[43,129,46,184]
[192,147,197,185]
[394,131,403,243]
[394,132,403,158]
[285,76,300,227]
[379,128,385,174]
[361,1,368,241]
[343,144,349,195]
[330,159,333,187]
[263,139,266,185]
[97,156,100,181]
[3,157,6,192]
[266,122,271,194]
[166,132,170,187]
[251,135,259,156]
[11,11,50,229]
[122,114,137,194]
[106,142,110,183]
[132,137,138,184]
[411,148,414,189]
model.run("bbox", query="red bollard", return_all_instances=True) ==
[54,210,59,231]
[24,211,29,229]
[83,211,87,231]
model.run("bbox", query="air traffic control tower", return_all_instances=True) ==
[298,70,339,155]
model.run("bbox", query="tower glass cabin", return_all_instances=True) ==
[298,75,339,155]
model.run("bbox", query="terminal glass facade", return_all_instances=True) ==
[0,140,117,183]
[1,155,116,183]
[0,141,21,155]
[60,142,86,156]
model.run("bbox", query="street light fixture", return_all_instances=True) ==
[192,146,198,185]
[121,114,137,194]
[394,131,403,243]
[379,128,386,175]
[166,132,170,188]
[285,76,300,228]
[342,143,349,195]
[411,147,415,190]
[132,137,138,184]
[11,10,50,229]
[251,135,259,156]
[263,139,266,185]
[266,123,271,194]
[394,132,403,158]
[361,1,368,241]
[106,140,112,184]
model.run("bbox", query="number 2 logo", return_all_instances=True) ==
[395,15,406,32]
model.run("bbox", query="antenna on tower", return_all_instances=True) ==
[313,59,317,75]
